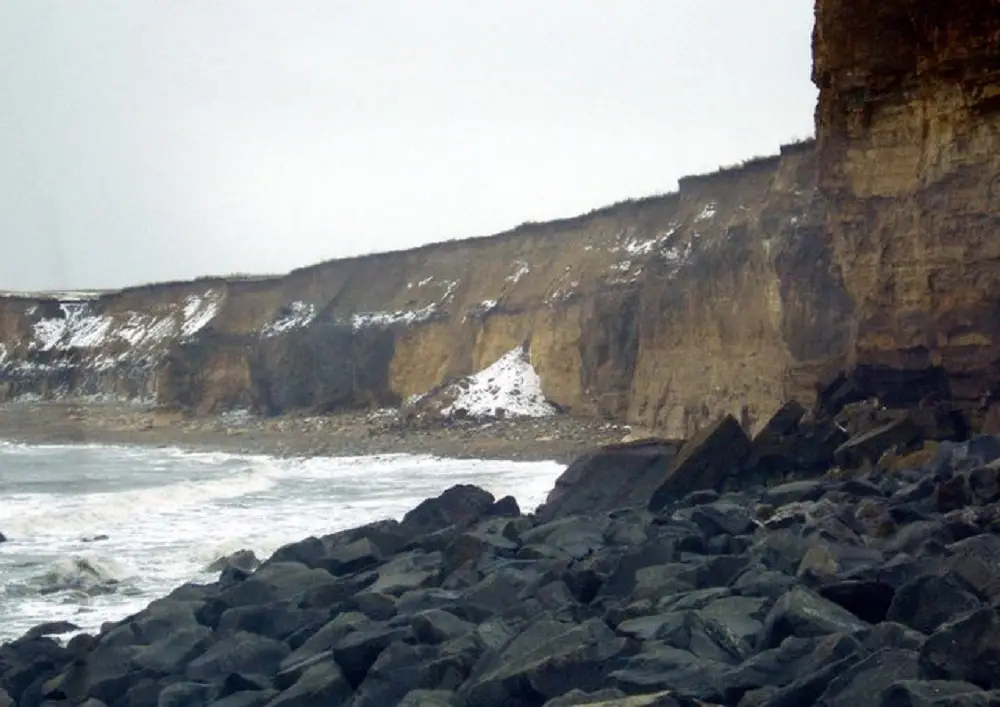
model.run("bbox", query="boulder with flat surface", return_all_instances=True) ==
[648,416,752,512]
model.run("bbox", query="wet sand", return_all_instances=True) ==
[0,401,636,463]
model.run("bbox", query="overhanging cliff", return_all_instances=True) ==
[1,0,997,439]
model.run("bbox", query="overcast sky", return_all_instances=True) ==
[0,1,817,292]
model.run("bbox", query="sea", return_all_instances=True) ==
[0,441,564,644]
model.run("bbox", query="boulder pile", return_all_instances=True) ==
[4,392,1000,706]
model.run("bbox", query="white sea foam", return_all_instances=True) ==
[0,443,564,641]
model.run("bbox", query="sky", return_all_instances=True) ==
[0,1,817,292]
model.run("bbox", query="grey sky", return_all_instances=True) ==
[0,1,817,292]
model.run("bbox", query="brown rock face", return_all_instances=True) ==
[0,2,996,440]
[813,0,1000,414]
[0,145,850,437]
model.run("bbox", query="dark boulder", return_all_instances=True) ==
[819,580,896,624]
[536,438,682,521]
[721,632,862,702]
[878,680,998,707]
[268,656,353,706]
[411,609,474,645]
[933,474,975,513]
[595,541,680,603]
[763,480,827,506]
[920,608,1000,689]
[886,573,984,635]
[401,485,496,536]
[461,617,630,707]
[332,624,407,688]
[217,601,320,641]
[22,621,81,640]
[326,537,384,577]
[158,681,219,707]
[834,416,923,470]
[878,680,994,706]
[398,689,466,706]
[816,648,921,706]
[815,371,867,417]
[608,643,731,702]
[487,496,521,518]
[687,501,757,538]
[184,631,290,683]
[758,586,869,650]
[206,550,260,575]
[754,401,807,444]
[350,636,480,707]
[648,416,752,512]
[208,690,278,707]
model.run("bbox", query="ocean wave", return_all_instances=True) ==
[0,446,566,643]
[4,553,138,599]
[1,460,280,539]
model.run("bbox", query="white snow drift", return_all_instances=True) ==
[441,345,557,419]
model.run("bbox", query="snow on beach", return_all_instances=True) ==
[441,345,557,419]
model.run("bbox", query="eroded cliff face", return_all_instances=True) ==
[813,0,1000,415]
[1,0,995,438]
[0,143,854,436]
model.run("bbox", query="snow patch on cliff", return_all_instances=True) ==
[660,240,695,278]
[609,224,682,259]
[31,304,113,351]
[548,281,580,304]
[117,313,178,347]
[695,202,718,222]
[351,303,437,330]
[351,279,460,330]
[442,346,556,419]
[506,261,531,284]
[23,289,221,358]
[180,291,223,338]
[261,302,316,338]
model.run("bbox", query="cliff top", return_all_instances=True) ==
[0,138,815,302]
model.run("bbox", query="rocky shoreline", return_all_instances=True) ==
[4,389,1000,706]
[0,402,634,463]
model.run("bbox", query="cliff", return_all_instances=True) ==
[813,0,1000,420]
[1,0,997,438]
[0,143,846,437]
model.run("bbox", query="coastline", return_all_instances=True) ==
[0,401,635,463]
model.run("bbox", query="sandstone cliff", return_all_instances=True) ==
[1,0,996,439]
[813,0,1000,421]
[0,142,846,437]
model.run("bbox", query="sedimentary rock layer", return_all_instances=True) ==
[813,0,1000,413]
[0,144,845,438]
[1,0,997,438]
